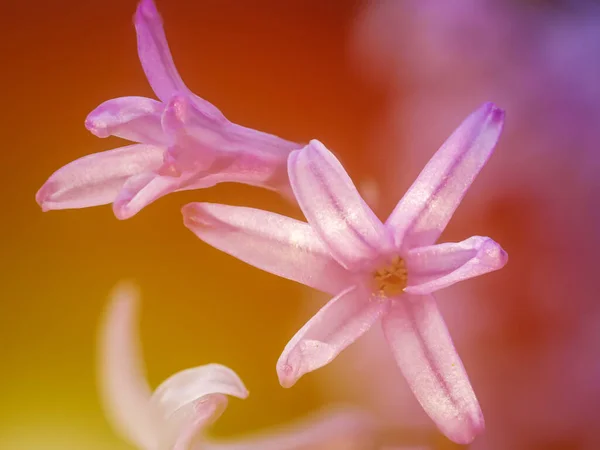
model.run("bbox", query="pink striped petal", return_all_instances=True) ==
[36,144,164,211]
[288,140,392,271]
[382,294,483,445]
[182,202,348,295]
[112,171,184,220]
[98,282,160,450]
[150,365,248,450]
[205,408,376,450]
[277,286,385,388]
[85,96,167,145]
[404,236,508,295]
[386,103,505,250]
[134,0,224,120]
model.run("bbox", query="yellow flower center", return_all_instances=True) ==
[372,256,408,298]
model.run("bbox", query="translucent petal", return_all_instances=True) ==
[134,0,225,119]
[386,103,505,249]
[382,294,483,444]
[85,96,167,145]
[99,283,249,450]
[98,282,160,450]
[36,144,164,211]
[150,365,248,450]
[112,172,183,220]
[182,202,349,295]
[288,140,392,271]
[277,286,385,388]
[160,95,298,194]
[159,95,225,175]
[404,235,508,295]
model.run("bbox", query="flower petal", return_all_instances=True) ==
[36,144,164,211]
[112,171,184,220]
[386,102,505,249]
[404,235,508,295]
[182,202,348,295]
[134,0,224,120]
[98,282,160,450]
[150,364,248,450]
[288,140,392,270]
[204,407,376,450]
[381,294,483,444]
[159,95,226,176]
[85,96,167,145]
[277,286,385,388]
[160,95,298,193]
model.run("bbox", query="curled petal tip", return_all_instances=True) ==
[181,203,203,226]
[85,115,109,138]
[444,412,485,445]
[151,364,249,420]
[478,238,508,269]
[482,102,505,124]
[113,193,142,220]
[181,203,221,230]
[136,0,160,23]
[112,196,134,220]
[112,206,131,221]
[35,182,53,211]
[276,363,298,389]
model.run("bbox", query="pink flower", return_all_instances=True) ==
[182,102,508,444]
[100,282,379,450]
[36,0,299,220]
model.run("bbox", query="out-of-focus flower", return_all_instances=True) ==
[182,103,507,444]
[36,0,299,219]
[100,282,379,450]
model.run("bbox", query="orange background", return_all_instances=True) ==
[1,1,389,448]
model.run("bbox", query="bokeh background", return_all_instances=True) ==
[2,0,600,449]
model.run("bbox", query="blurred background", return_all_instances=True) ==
[2,0,600,449]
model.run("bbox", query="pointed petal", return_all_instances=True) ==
[205,408,376,450]
[112,171,183,220]
[386,103,505,249]
[404,236,508,295]
[134,0,224,119]
[150,364,248,450]
[382,294,483,444]
[98,282,160,450]
[277,286,385,388]
[160,95,298,193]
[288,140,391,270]
[36,144,164,211]
[182,202,348,295]
[85,96,167,145]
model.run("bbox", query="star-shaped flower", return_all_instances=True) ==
[182,102,508,444]
[36,0,300,220]
[101,283,379,450]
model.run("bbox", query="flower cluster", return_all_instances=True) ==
[37,0,507,447]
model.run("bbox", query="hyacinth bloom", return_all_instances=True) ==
[35,0,299,220]
[183,102,507,444]
[101,283,381,450]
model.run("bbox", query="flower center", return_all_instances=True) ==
[372,256,407,298]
